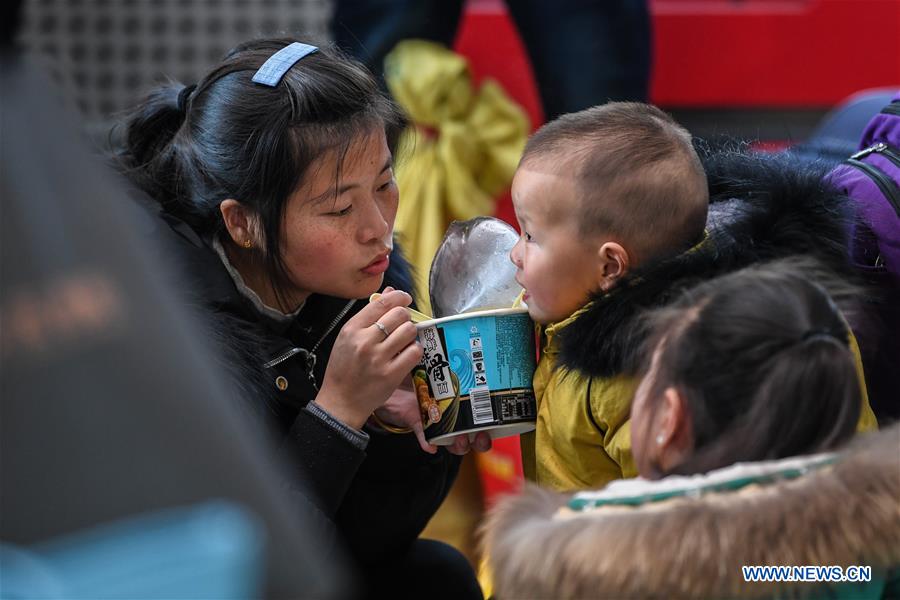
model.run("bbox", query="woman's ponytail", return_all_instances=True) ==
[116,82,192,218]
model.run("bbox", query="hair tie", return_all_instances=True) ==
[801,328,843,345]
[252,42,319,87]
[177,84,197,113]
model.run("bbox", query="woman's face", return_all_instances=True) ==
[279,128,399,302]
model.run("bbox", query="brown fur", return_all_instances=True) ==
[482,425,900,599]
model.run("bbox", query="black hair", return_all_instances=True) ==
[116,38,408,305]
[638,258,863,476]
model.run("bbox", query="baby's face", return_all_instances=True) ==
[509,166,603,324]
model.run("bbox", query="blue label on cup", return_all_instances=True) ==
[414,309,537,444]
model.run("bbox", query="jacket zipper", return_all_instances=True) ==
[850,142,887,160]
[851,142,900,169]
[264,347,307,369]
[310,299,358,354]
[847,143,900,217]
[263,299,358,391]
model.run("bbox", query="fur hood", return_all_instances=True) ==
[482,425,900,599]
[559,150,859,377]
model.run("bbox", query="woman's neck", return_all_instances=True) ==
[223,241,308,313]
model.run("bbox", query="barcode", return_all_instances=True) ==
[470,387,494,424]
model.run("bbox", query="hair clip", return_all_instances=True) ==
[177,83,197,112]
[252,42,319,87]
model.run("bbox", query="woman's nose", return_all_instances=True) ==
[359,197,390,243]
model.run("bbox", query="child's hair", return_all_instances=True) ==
[639,258,862,476]
[521,102,708,264]
[115,38,408,299]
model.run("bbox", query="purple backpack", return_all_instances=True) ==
[831,92,900,276]
[830,91,900,423]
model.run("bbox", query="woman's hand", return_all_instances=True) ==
[374,376,438,453]
[374,376,494,455]
[316,287,423,430]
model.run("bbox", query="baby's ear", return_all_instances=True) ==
[597,242,630,291]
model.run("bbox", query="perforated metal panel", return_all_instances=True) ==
[17,0,332,135]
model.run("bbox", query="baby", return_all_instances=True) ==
[510,102,876,491]
[509,102,709,489]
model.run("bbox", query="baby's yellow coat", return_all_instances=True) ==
[521,307,879,492]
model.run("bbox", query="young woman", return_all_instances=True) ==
[118,38,484,598]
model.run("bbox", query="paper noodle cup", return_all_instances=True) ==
[413,307,537,445]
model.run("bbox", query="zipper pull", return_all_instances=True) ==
[851,142,888,160]
[304,351,318,392]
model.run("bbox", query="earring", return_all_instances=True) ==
[656,434,665,446]
[243,239,252,249]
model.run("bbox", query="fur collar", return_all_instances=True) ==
[482,425,900,599]
[558,150,859,377]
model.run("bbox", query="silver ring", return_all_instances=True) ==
[373,321,389,340]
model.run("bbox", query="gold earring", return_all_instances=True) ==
[243,239,252,249]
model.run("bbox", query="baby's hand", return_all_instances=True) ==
[446,431,492,455]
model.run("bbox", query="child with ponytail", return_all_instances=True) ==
[484,261,894,600]
[630,258,863,475]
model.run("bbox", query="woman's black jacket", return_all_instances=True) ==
[134,199,461,568]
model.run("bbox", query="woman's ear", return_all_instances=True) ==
[655,386,693,473]
[219,199,257,249]
[597,242,630,291]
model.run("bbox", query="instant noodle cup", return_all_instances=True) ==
[413,307,537,445]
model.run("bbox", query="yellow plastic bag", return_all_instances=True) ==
[385,40,529,313]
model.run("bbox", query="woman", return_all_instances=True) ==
[483,260,898,599]
[118,39,484,598]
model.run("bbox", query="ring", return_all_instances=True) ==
[374,321,389,340]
